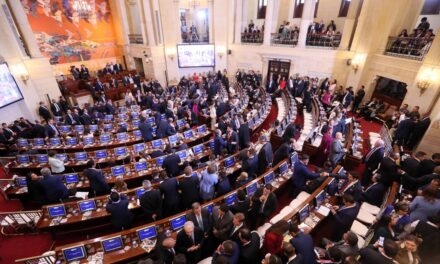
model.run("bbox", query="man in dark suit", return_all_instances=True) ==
[38,102,52,122]
[242,148,259,178]
[321,231,359,260]
[1,123,16,140]
[80,65,89,79]
[283,120,297,142]
[407,114,431,149]
[258,135,273,174]
[238,228,260,264]
[157,118,176,139]
[139,117,154,142]
[339,171,362,201]
[179,166,200,209]
[38,167,71,203]
[33,120,46,138]
[230,114,241,132]
[162,150,182,177]
[289,225,317,264]
[283,242,304,264]
[214,129,228,156]
[139,180,162,223]
[292,154,329,196]
[159,174,180,217]
[229,213,246,244]
[80,109,92,125]
[362,139,385,186]
[377,152,401,187]
[105,100,115,115]
[156,237,177,264]
[394,114,414,146]
[226,126,239,154]
[359,239,399,264]
[105,191,134,230]
[175,221,204,263]
[64,109,78,125]
[402,151,426,178]
[418,153,440,177]
[330,194,360,241]
[230,190,250,215]
[258,184,278,222]
[352,85,365,112]
[95,79,104,92]
[238,116,251,149]
[211,204,234,242]
[186,202,212,233]
[83,159,110,197]
[273,138,295,166]
[44,119,60,139]
[50,99,63,117]
[359,174,387,206]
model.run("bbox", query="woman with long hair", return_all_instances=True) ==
[262,220,290,256]
[370,214,398,244]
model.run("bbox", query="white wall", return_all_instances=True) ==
[316,0,346,33]
[417,14,440,32]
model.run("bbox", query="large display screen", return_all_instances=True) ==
[0,63,24,109]
[177,44,215,68]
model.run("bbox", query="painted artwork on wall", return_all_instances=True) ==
[21,0,119,65]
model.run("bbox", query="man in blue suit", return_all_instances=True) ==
[226,126,239,154]
[238,116,251,149]
[105,99,115,115]
[162,150,182,177]
[139,117,154,142]
[342,87,354,109]
[242,148,259,178]
[159,173,180,217]
[362,139,385,186]
[331,113,346,138]
[83,159,111,197]
[258,135,273,174]
[214,129,228,156]
[38,167,71,203]
[394,114,414,146]
[292,154,329,197]
[289,224,317,264]
[156,118,176,139]
[359,174,387,206]
[330,194,360,241]
[105,191,134,230]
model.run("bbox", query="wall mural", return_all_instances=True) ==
[21,0,119,65]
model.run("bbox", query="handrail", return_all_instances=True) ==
[306,33,342,48]
[384,35,434,61]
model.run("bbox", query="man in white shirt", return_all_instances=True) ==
[48,151,65,173]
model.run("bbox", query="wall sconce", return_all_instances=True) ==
[217,52,225,59]
[165,47,176,61]
[216,46,227,60]
[348,53,366,73]
[167,54,175,61]
[10,64,29,84]
[417,68,437,96]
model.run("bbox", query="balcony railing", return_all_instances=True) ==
[181,32,209,43]
[306,33,341,48]
[128,34,143,44]
[384,36,434,61]
[241,32,264,44]
[271,33,298,47]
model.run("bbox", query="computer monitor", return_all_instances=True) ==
[225,192,237,206]
[111,166,125,177]
[48,204,66,218]
[104,115,113,121]
[176,119,185,127]
[66,137,77,145]
[17,155,30,164]
[197,125,207,134]
[203,203,214,214]
[75,152,87,162]
[290,152,299,164]
[177,150,187,159]
[16,177,27,187]
[95,150,108,159]
[137,225,157,241]
[246,181,258,196]
[147,116,155,124]
[78,200,96,212]
[59,125,71,133]
[75,125,84,133]
[116,132,128,141]
[89,124,98,132]
[169,215,186,230]
[118,122,128,128]
[37,154,49,164]
[119,106,127,113]
[133,143,145,153]
[64,173,79,184]
[151,139,163,149]
[279,161,288,175]
[17,138,28,147]
[133,130,142,138]
[83,136,94,145]
[62,245,87,262]
[183,130,194,139]
[101,236,123,253]
[100,133,111,143]
[298,204,310,222]
[134,161,148,172]
[264,171,275,184]
[156,156,165,167]
[224,156,235,168]
[248,119,254,128]
[168,134,178,145]
[103,123,113,131]
[132,119,140,127]
[131,112,140,119]
[136,188,146,199]
[209,140,215,149]
[50,137,61,146]
[192,144,203,155]
[114,147,127,157]
[315,190,326,208]
[33,138,45,146]
[55,153,68,162]
[118,114,127,120]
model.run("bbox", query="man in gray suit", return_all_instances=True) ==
[329,132,347,167]
[211,203,233,242]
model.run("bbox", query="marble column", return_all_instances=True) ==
[339,0,362,50]
[297,0,316,48]
[142,0,157,46]
[263,0,278,46]
[234,0,243,44]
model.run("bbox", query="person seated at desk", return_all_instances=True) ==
[238,228,260,264]
[48,150,65,174]
[292,154,329,197]
[83,159,111,197]
[212,240,240,264]
[105,191,134,230]
[175,221,204,264]
[359,173,387,207]
[359,239,399,264]
[139,180,163,223]
[289,224,317,264]
[150,144,167,158]
[330,194,360,241]
[38,167,74,203]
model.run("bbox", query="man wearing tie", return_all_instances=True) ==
[362,139,385,186]
[212,204,234,242]
[65,109,77,125]
[359,174,387,206]
[186,202,211,235]
[231,114,241,131]
[44,119,60,139]
[226,126,239,154]
[329,132,347,168]
[175,221,204,263]
[330,194,360,241]
[339,171,362,201]
[50,99,62,117]
[229,213,246,244]
[1,123,16,140]
[157,237,177,264]
[38,101,52,123]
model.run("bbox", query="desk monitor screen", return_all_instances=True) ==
[192,144,203,155]
[133,143,146,153]
[33,138,45,146]
[83,136,94,145]
[104,123,113,131]
[101,236,123,253]
[135,161,148,172]
[75,125,84,133]
[95,150,108,159]
[152,139,163,149]
[116,132,128,141]
[264,171,275,184]
[50,137,61,146]
[114,147,127,157]
[298,204,310,222]
[17,138,28,147]
[63,245,86,262]
[119,106,127,113]
[246,181,258,196]
[37,154,49,164]
[177,119,185,127]
[224,156,235,168]
[168,134,178,145]
[279,161,289,175]
[100,133,111,143]
[132,119,140,127]
[177,150,187,159]
[59,125,70,133]
[197,125,207,133]
[225,192,237,206]
[209,140,215,149]
[170,215,186,230]
[89,124,98,132]
[157,156,165,167]
[48,204,66,218]
[315,190,326,208]
[183,130,193,139]
[78,200,96,212]
[118,122,128,128]
[17,155,30,164]
[290,152,299,165]
[133,130,142,138]
[16,177,27,187]
[137,225,157,241]
[248,119,254,128]
[104,115,113,121]
[118,114,127,120]
[147,116,155,124]
[55,153,68,162]
[136,188,146,199]
[131,112,140,119]
[203,203,214,214]
[75,152,87,162]
[65,173,79,184]
[111,166,125,177]
[66,137,77,145]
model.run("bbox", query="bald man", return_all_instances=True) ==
[175,221,204,263]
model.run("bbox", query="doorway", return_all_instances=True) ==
[133,57,145,75]
[372,76,407,108]
[267,60,291,82]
